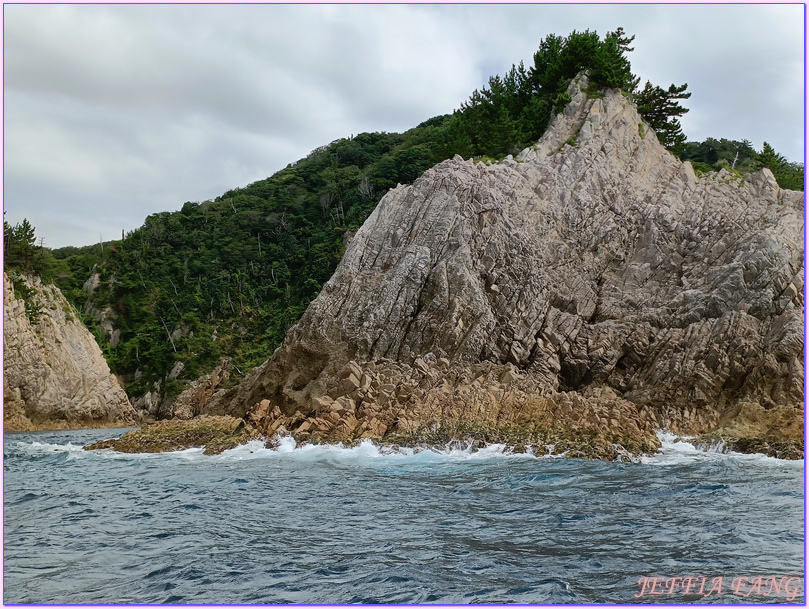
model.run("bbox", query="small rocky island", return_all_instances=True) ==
[86,76,804,460]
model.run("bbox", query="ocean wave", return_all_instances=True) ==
[11,440,87,454]
[10,431,802,468]
[641,432,804,467]
[215,437,543,466]
[8,439,207,461]
[11,435,546,466]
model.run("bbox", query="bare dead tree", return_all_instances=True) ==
[358,175,375,200]
[159,316,177,353]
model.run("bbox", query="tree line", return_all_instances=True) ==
[680,138,803,190]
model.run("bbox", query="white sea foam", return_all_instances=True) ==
[11,430,802,468]
[12,435,541,466]
[641,432,804,467]
[214,437,540,467]
[8,438,209,462]
[12,440,87,454]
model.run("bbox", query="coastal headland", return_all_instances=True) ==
[84,76,804,460]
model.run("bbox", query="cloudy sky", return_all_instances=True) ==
[3,3,804,249]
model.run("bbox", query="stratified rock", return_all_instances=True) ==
[210,74,804,457]
[242,358,660,460]
[4,272,138,430]
[157,358,231,420]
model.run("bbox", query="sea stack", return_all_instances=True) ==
[208,74,804,459]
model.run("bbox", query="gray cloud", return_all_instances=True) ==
[3,4,803,248]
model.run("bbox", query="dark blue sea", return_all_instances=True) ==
[3,429,805,604]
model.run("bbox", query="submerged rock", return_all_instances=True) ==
[4,272,138,430]
[206,75,803,459]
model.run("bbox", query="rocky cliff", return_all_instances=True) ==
[205,75,803,458]
[4,272,138,430]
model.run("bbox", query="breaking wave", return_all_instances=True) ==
[641,432,804,466]
[10,430,803,468]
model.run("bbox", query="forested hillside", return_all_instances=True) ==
[8,28,802,408]
[680,137,804,190]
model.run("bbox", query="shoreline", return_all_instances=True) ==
[75,416,804,461]
[4,421,140,433]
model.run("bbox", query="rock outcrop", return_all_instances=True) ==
[4,272,138,430]
[208,75,803,458]
[84,415,257,455]
[157,359,231,420]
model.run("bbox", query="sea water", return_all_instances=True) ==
[3,429,804,604]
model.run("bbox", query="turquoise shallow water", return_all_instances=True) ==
[3,428,805,604]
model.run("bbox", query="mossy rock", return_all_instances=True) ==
[378,421,659,461]
[83,416,262,455]
[691,432,804,460]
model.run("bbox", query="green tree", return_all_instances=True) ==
[756,142,804,190]
[453,28,643,161]
[4,218,59,280]
[756,142,785,170]
[633,81,691,153]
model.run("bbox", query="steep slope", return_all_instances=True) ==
[4,272,138,430]
[206,75,803,457]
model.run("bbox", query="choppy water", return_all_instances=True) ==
[3,429,805,604]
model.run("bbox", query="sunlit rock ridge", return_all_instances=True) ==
[208,74,804,458]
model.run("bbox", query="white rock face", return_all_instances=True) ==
[213,76,804,435]
[4,272,138,430]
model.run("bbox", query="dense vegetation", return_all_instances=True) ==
[49,125,448,398]
[5,29,802,406]
[680,138,804,190]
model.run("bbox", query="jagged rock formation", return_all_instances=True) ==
[241,357,660,460]
[4,272,138,430]
[158,359,231,420]
[208,75,804,457]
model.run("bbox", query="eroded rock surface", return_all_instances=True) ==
[159,359,232,420]
[242,357,660,460]
[4,272,138,430]
[210,75,804,458]
[84,415,256,455]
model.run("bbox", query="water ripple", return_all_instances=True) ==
[3,429,804,604]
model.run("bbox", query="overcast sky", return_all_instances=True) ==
[3,3,805,249]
